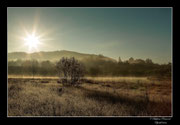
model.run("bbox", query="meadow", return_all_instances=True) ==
[8,76,171,116]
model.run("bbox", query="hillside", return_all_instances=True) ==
[8,50,117,62]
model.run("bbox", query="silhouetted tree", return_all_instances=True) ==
[134,59,145,64]
[56,57,85,86]
[145,58,153,64]
[69,57,85,84]
[118,57,122,63]
[98,54,104,58]
[129,57,134,63]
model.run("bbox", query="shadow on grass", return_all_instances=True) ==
[76,86,171,116]
[77,86,147,112]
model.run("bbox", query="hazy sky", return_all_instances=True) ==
[8,8,172,64]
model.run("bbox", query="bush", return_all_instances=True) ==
[56,57,85,86]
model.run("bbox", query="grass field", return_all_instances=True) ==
[8,76,172,116]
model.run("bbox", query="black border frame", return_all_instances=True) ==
[0,0,177,124]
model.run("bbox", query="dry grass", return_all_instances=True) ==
[8,77,172,116]
[86,76,150,84]
[8,75,59,79]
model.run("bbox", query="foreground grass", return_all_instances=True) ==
[8,77,171,116]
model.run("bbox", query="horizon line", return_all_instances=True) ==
[8,50,172,64]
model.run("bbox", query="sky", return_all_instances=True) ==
[8,7,172,64]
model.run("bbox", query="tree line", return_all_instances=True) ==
[8,57,171,77]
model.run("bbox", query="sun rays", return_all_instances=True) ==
[19,24,55,53]
[23,32,41,51]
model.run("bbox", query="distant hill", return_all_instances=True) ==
[8,50,117,62]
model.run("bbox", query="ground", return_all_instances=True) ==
[8,76,172,116]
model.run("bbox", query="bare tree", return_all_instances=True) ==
[56,57,85,86]
[69,57,85,85]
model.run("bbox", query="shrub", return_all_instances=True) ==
[56,57,85,86]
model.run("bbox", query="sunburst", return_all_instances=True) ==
[24,32,41,50]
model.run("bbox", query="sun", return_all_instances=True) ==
[20,23,53,53]
[24,33,41,51]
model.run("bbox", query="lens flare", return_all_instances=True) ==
[24,34,39,48]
